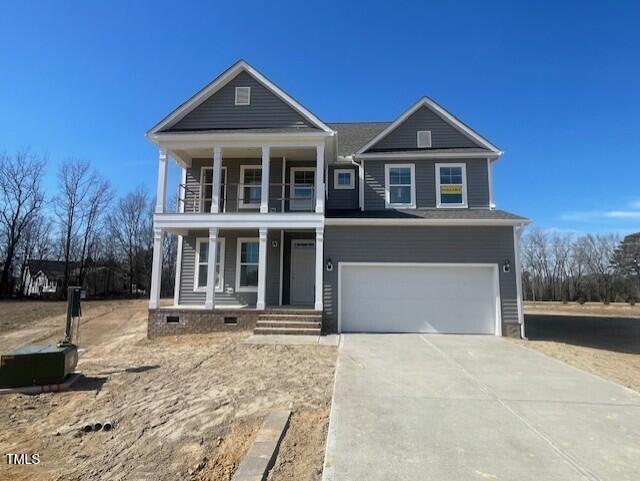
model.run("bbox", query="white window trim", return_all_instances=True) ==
[334,168,355,190]
[200,166,227,213]
[384,163,416,209]
[235,237,259,292]
[238,165,262,209]
[235,86,251,106]
[289,166,316,211]
[435,162,468,209]
[194,237,225,293]
[417,130,432,148]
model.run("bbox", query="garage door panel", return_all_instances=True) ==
[340,264,497,334]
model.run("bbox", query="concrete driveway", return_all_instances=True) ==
[323,334,640,481]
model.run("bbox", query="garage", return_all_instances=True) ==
[338,263,501,335]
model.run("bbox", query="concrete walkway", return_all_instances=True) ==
[323,334,640,481]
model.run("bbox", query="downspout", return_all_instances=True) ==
[349,156,364,211]
[514,223,526,339]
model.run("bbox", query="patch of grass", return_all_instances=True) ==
[0,300,68,333]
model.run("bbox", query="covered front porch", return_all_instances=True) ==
[149,226,324,312]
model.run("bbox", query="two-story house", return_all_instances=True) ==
[146,60,529,338]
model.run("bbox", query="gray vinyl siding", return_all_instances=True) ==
[363,159,489,210]
[466,160,490,208]
[178,229,281,307]
[367,105,480,152]
[322,226,518,333]
[168,71,315,131]
[327,166,359,210]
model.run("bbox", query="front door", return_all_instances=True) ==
[290,240,315,305]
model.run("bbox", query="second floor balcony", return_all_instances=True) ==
[179,181,317,213]
[152,138,328,230]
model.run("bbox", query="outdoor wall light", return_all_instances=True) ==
[503,259,511,273]
[271,240,278,248]
[326,259,333,271]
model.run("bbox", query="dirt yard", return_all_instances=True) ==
[0,300,337,481]
[519,301,640,393]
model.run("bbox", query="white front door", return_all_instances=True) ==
[339,263,500,334]
[291,240,316,305]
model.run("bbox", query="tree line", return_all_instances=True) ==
[0,150,176,299]
[521,228,640,304]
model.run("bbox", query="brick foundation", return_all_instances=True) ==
[147,308,259,337]
[503,322,522,339]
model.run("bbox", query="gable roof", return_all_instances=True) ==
[328,122,391,157]
[356,97,501,155]
[26,259,79,280]
[147,60,333,135]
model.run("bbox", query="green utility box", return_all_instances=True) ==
[0,344,78,388]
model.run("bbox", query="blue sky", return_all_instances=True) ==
[1,0,639,234]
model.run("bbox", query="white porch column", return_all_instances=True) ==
[155,148,168,213]
[149,227,163,309]
[256,228,268,310]
[314,227,324,311]
[204,227,219,309]
[210,146,223,213]
[315,143,325,213]
[260,145,270,213]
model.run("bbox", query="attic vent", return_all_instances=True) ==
[235,86,251,105]
[417,130,432,148]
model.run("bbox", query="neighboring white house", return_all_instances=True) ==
[22,260,69,297]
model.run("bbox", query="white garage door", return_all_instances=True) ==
[339,263,500,334]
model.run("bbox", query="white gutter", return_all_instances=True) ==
[325,217,531,226]
[356,151,502,161]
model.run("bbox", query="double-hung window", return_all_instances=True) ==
[290,167,315,211]
[236,238,259,292]
[385,164,416,209]
[200,167,227,212]
[436,163,467,208]
[239,165,262,209]
[194,238,225,292]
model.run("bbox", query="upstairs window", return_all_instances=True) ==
[436,163,467,208]
[334,169,355,190]
[417,130,432,148]
[385,164,416,209]
[200,167,227,212]
[239,165,262,209]
[235,86,251,105]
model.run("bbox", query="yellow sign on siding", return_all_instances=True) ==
[440,185,463,194]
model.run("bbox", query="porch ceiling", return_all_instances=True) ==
[170,145,317,166]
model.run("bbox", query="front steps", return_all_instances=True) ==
[254,310,322,335]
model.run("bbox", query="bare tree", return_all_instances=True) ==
[0,151,46,297]
[77,177,112,288]
[583,233,618,303]
[107,187,151,295]
[55,159,94,293]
